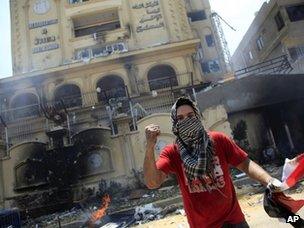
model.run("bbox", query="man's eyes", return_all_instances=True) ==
[177,114,195,121]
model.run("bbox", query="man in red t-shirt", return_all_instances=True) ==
[143,97,282,228]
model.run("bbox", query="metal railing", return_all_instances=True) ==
[0,104,40,122]
[234,55,293,78]
[7,118,46,145]
[137,72,193,93]
[132,92,175,115]
[0,74,197,149]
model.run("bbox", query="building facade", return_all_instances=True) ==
[0,0,232,214]
[232,0,304,74]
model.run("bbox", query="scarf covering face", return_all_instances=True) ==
[171,97,216,187]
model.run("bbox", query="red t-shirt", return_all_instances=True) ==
[156,131,248,228]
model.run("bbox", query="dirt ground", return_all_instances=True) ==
[136,191,304,228]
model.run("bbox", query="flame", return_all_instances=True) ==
[89,194,111,225]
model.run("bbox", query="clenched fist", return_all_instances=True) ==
[145,124,161,147]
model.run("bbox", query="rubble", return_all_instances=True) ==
[235,173,246,179]
[133,204,182,226]
[21,184,182,227]
[134,203,161,222]
[176,209,186,216]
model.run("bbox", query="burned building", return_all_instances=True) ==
[197,73,304,163]
[222,0,304,161]
[232,0,304,75]
[0,0,232,216]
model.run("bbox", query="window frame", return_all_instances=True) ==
[274,11,285,31]
[256,35,264,51]
[248,51,253,60]
[187,10,207,22]
[205,34,215,47]
[72,9,121,38]
[286,4,304,22]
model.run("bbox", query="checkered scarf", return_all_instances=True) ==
[171,97,216,186]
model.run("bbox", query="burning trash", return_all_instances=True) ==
[86,194,111,228]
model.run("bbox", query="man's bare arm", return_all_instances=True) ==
[144,142,167,189]
[143,124,167,189]
[236,158,273,187]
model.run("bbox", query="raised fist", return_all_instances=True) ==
[145,124,161,147]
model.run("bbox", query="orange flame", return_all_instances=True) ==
[89,194,111,226]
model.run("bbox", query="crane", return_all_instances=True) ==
[210,12,237,73]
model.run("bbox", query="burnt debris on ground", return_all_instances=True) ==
[20,185,182,227]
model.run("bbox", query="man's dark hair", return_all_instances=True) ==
[175,97,196,110]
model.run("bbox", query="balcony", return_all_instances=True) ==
[137,72,194,94]
[0,73,199,149]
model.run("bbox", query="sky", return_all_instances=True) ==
[0,0,266,78]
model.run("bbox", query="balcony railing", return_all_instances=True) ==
[0,74,197,149]
[132,91,175,114]
[234,55,293,78]
[137,72,193,94]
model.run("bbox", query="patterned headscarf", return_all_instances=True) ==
[171,97,216,189]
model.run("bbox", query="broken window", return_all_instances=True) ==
[286,4,304,22]
[200,59,221,74]
[147,65,178,91]
[187,10,207,22]
[15,159,47,189]
[73,9,120,38]
[96,75,126,103]
[54,84,82,109]
[256,35,264,51]
[10,93,39,120]
[205,34,215,47]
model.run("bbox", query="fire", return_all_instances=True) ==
[89,194,111,225]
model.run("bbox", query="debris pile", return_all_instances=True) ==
[21,185,182,227]
[107,185,181,214]
[133,203,182,226]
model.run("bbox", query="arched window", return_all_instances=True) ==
[147,65,178,91]
[11,93,39,119]
[54,84,82,108]
[96,75,126,103]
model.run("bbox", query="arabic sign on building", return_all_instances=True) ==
[75,42,128,60]
[132,0,164,33]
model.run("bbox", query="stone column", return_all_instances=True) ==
[113,114,136,175]
[124,63,139,96]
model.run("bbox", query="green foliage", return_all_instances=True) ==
[232,120,248,142]
[232,120,259,162]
